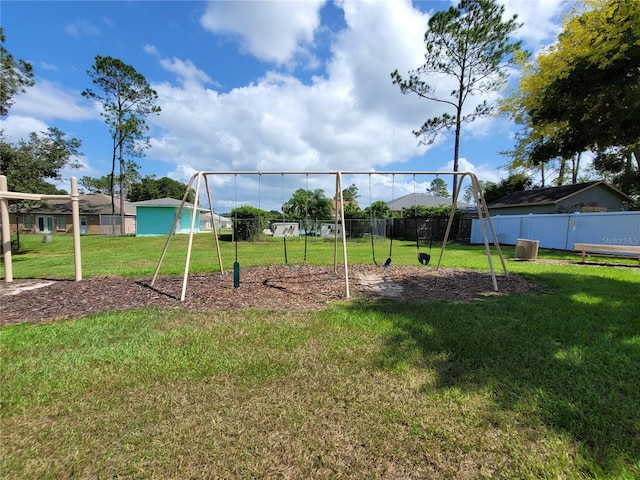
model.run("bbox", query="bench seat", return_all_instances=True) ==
[574,243,640,266]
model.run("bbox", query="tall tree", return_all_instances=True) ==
[79,160,140,196]
[0,28,34,117]
[283,188,332,220]
[502,0,640,195]
[391,0,523,201]
[429,177,450,197]
[83,55,160,233]
[342,184,359,202]
[483,172,533,203]
[364,200,391,219]
[0,127,82,219]
[463,178,486,203]
[0,127,82,193]
[79,174,113,195]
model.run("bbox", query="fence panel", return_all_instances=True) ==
[471,211,640,249]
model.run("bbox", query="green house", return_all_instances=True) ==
[133,198,206,237]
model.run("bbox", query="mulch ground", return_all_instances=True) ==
[0,265,538,326]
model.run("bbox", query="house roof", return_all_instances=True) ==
[24,193,136,215]
[131,197,206,210]
[387,193,474,211]
[486,181,633,209]
[200,213,231,222]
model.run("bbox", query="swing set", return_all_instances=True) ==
[0,175,83,284]
[368,173,393,269]
[150,171,507,301]
[413,174,434,266]
[274,173,309,272]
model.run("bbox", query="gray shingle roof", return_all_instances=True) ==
[387,193,474,211]
[486,181,632,208]
[25,193,136,215]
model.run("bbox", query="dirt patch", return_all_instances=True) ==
[0,279,56,296]
[0,265,537,326]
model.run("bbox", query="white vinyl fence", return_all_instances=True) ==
[471,211,640,250]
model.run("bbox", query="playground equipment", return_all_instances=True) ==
[413,174,433,266]
[368,173,393,269]
[0,175,82,283]
[150,171,507,301]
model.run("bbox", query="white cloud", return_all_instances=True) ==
[139,0,565,210]
[331,0,429,121]
[144,1,510,208]
[145,44,215,87]
[159,57,214,86]
[200,0,325,65]
[55,155,99,193]
[64,19,101,37]
[0,116,50,142]
[503,0,565,47]
[39,62,59,71]
[443,157,505,185]
[7,79,98,122]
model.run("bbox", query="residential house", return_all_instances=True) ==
[8,193,136,235]
[199,212,232,231]
[132,197,208,236]
[486,181,635,216]
[387,193,474,214]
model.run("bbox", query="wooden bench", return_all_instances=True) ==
[574,243,640,266]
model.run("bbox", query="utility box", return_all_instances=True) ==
[321,223,342,238]
[272,223,299,237]
[515,238,539,260]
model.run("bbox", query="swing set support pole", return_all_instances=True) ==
[151,173,197,287]
[181,172,204,301]
[470,173,508,281]
[436,172,506,291]
[335,172,350,298]
[203,174,224,275]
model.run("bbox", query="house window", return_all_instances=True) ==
[57,217,67,230]
[23,215,33,230]
[36,216,55,233]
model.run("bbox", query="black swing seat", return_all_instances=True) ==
[382,257,392,268]
[418,252,431,265]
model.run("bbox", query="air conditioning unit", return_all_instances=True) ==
[515,238,539,261]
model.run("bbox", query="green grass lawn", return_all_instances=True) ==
[1,233,639,478]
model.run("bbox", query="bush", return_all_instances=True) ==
[230,206,272,241]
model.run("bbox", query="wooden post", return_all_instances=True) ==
[70,177,82,281]
[336,172,350,298]
[0,175,13,282]
[0,175,83,283]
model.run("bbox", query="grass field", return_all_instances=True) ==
[1,233,639,479]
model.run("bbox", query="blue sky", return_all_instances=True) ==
[1,0,568,211]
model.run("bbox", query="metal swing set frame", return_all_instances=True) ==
[150,170,507,301]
